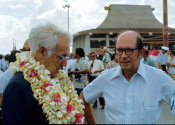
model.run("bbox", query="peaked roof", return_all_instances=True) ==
[97,4,163,29]
[75,4,175,36]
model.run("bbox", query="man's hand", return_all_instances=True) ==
[79,92,96,124]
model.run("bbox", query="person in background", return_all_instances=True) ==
[69,48,89,96]
[4,54,9,66]
[0,40,30,114]
[67,53,76,81]
[0,55,8,72]
[0,50,21,105]
[66,53,76,73]
[0,50,21,123]
[143,49,158,68]
[88,52,104,108]
[79,30,175,124]
[167,50,175,80]
[85,54,90,62]
[106,53,119,69]
[102,47,111,68]
[157,46,169,72]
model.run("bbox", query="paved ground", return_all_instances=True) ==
[93,101,175,124]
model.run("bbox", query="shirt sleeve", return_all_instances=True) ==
[159,73,175,114]
[161,75,175,103]
[70,60,76,71]
[83,72,105,104]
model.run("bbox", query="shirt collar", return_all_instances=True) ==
[110,62,147,83]
[137,62,147,83]
[110,66,122,79]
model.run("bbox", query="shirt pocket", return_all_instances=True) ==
[141,102,160,123]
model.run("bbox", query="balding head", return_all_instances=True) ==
[23,39,30,51]
[116,31,143,51]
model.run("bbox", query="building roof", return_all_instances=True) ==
[75,4,175,36]
[98,4,163,29]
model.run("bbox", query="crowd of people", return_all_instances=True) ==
[0,22,175,124]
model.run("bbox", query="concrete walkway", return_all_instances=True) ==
[93,101,174,124]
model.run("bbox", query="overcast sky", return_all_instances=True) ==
[0,0,175,55]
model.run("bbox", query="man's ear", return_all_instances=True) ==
[138,48,144,59]
[38,46,47,56]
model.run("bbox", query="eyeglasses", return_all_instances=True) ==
[116,48,138,56]
[21,48,30,51]
[52,51,67,61]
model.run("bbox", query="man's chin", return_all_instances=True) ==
[121,66,130,71]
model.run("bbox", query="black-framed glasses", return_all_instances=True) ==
[115,48,138,56]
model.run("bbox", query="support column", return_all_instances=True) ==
[106,34,110,47]
[84,35,90,54]
[163,0,169,46]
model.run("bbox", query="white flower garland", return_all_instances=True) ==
[9,51,85,124]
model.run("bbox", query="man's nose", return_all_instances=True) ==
[121,51,128,57]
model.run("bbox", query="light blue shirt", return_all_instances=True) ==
[157,52,167,65]
[0,69,13,94]
[0,59,8,72]
[0,70,3,76]
[83,62,175,124]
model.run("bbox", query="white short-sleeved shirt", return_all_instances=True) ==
[66,59,76,72]
[157,52,167,65]
[83,62,175,124]
[88,59,104,77]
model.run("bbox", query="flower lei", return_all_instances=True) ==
[10,51,85,124]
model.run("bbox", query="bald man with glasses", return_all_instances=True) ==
[80,31,175,124]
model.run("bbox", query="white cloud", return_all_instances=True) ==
[10,4,26,9]
[0,0,175,55]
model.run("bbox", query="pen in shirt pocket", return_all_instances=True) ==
[143,97,146,107]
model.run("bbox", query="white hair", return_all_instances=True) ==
[29,22,71,54]
[103,47,110,52]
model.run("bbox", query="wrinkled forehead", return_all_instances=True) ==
[116,32,137,48]
[54,36,70,54]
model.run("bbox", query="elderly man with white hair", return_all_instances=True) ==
[2,23,85,124]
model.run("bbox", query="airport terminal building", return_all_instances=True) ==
[73,4,175,54]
